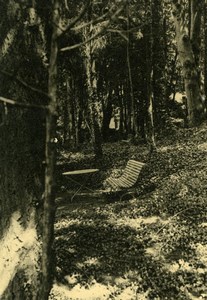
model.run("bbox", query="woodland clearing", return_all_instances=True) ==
[50,123,207,300]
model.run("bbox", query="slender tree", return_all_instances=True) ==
[151,0,167,129]
[126,1,137,136]
[82,4,104,157]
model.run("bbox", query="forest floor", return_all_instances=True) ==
[50,122,207,300]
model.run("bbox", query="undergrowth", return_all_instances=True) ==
[51,122,207,300]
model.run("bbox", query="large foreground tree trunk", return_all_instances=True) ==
[0,105,46,299]
[0,0,58,298]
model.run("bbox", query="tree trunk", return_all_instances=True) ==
[126,3,137,136]
[40,0,59,297]
[0,106,46,299]
[102,97,113,140]
[144,0,156,152]
[119,86,124,136]
[85,56,103,156]
[63,77,73,147]
[151,0,167,129]
[147,72,157,153]
[172,1,204,126]
[83,14,103,157]
[0,2,58,299]
[204,0,207,106]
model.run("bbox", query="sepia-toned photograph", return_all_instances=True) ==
[0,0,207,299]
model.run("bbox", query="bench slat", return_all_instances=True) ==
[122,174,138,183]
[105,160,145,191]
[117,177,133,187]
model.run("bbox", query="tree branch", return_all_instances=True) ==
[60,1,127,52]
[71,4,117,31]
[0,70,49,98]
[59,0,91,36]
[107,29,128,41]
[60,25,109,52]
[0,96,48,111]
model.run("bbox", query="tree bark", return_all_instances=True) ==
[172,1,204,126]
[83,7,103,157]
[144,0,156,152]
[151,0,167,129]
[0,106,46,299]
[0,0,58,298]
[63,78,71,147]
[126,3,137,136]
[40,0,59,298]
[102,95,113,140]
[204,0,207,106]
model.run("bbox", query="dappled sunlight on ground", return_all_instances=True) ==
[51,124,207,299]
[52,197,207,299]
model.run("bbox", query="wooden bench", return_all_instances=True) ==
[105,160,145,195]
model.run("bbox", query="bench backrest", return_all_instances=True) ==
[106,160,145,190]
[118,160,145,188]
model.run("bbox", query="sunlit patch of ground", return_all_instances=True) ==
[50,282,111,300]
[145,242,163,259]
[108,215,166,230]
[55,218,82,230]
[195,243,207,266]
[197,142,207,151]
[50,277,139,300]
[159,144,184,152]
